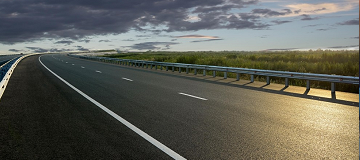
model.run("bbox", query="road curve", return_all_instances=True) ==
[0,54,358,159]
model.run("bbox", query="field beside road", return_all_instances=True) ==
[102,50,359,93]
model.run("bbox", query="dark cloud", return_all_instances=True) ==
[294,9,301,14]
[122,39,135,41]
[26,46,72,53]
[272,20,292,25]
[300,14,319,21]
[136,35,152,38]
[193,0,258,13]
[174,35,220,39]
[74,46,89,51]
[26,47,49,53]
[55,40,74,45]
[0,0,268,45]
[127,42,179,50]
[191,39,223,43]
[316,28,334,31]
[78,39,91,43]
[328,45,359,49]
[338,19,359,25]
[252,8,292,17]
[305,8,326,13]
[302,24,321,28]
[266,48,298,51]
[8,49,21,52]
[99,40,111,42]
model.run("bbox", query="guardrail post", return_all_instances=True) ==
[251,75,254,83]
[142,63,144,68]
[155,65,158,70]
[213,71,216,77]
[172,66,174,72]
[179,67,181,73]
[203,69,206,76]
[160,65,163,70]
[166,66,168,71]
[186,67,189,74]
[224,72,227,79]
[306,80,310,90]
[194,69,197,75]
[146,64,148,69]
[331,83,335,93]
[285,78,289,87]
[151,64,153,69]
[236,73,240,81]
[266,76,270,85]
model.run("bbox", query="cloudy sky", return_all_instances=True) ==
[0,0,358,54]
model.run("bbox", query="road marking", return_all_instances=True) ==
[95,70,102,73]
[39,56,186,160]
[81,66,85,68]
[72,64,75,65]
[65,62,68,63]
[122,77,133,82]
[178,92,208,101]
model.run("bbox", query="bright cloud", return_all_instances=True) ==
[285,3,356,16]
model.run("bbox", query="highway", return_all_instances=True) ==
[0,54,358,159]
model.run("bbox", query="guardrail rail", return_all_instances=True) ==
[69,54,359,94]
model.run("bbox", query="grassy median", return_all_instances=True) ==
[101,50,359,93]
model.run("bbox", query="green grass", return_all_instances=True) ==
[101,50,359,93]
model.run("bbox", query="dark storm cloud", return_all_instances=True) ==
[191,39,223,43]
[302,24,321,28]
[127,42,179,50]
[316,28,330,31]
[26,47,49,53]
[99,40,111,42]
[193,0,258,13]
[55,40,74,45]
[9,49,21,52]
[328,45,359,49]
[266,48,298,51]
[0,0,269,45]
[26,46,73,53]
[337,19,359,25]
[272,20,292,25]
[122,39,135,41]
[78,39,91,43]
[251,8,292,17]
[300,14,319,21]
[294,9,301,14]
[74,46,89,51]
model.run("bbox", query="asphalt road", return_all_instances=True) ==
[0,54,358,159]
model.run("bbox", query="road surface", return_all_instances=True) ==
[0,54,358,159]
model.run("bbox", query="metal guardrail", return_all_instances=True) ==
[69,54,359,94]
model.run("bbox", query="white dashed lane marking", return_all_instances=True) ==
[178,92,208,101]
[122,77,133,82]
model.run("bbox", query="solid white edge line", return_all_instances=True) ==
[39,56,186,160]
[178,93,208,101]
[95,70,102,73]
[122,77,133,82]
